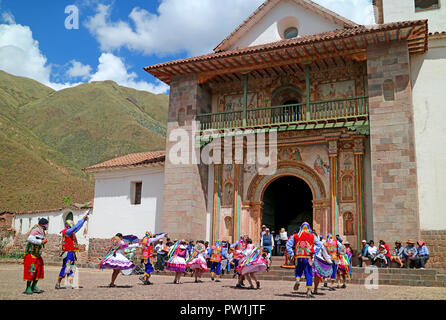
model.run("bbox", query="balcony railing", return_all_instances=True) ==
[197,96,369,131]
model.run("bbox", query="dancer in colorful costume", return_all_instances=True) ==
[324,233,343,289]
[208,241,227,282]
[312,235,333,294]
[235,238,267,289]
[336,241,352,288]
[98,233,138,287]
[186,241,208,283]
[166,240,189,284]
[55,211,89,289]
[231,234,248,287]
[139,232,168,285]
[286,222,320,298]
[23,218,48,294]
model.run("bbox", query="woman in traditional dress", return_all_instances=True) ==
[98,233,138,287]
[186,241,208,283]
[312,238,333,294]
[336,241,352,289]
[166,240,189,284]
[235,238,268,289]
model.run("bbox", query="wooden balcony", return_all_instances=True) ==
[197,96,369,132]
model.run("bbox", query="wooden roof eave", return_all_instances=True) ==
[144,21,428,85]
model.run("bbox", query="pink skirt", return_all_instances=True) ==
[186,257,208,272]
[236,257,267,275]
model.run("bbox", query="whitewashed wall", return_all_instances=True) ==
[410,38,446,230]
[229,0,344,50]
[88,166,164,239]
[13,209,90,246]
[382,0,446,33]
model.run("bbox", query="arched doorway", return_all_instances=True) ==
[246,162,330,244]
[262,176,313,235]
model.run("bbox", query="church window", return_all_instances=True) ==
[65,211,73,222]
[284,27,298,39]
[415,0,440,11]
[131,181,142,205]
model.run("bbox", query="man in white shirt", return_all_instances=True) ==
[367,240,378,260]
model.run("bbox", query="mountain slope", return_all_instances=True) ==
[0,70,54,119]
[0,71,169,213]
[17,80,169,168]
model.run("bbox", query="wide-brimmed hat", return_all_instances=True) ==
[407,239,415,244]
[395,240,401,244]
[417,240,425,246]
[362,239,367,243]
[344,241,350,245]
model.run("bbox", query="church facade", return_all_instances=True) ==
[85,0,445,270]
[141,0,446,251]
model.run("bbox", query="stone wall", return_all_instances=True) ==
[87,238,111,264]
[421,230,446,270]
[366,40,420,243]
[162,74,210,241]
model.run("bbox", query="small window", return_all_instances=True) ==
[131,182,142,205]
[415,0,440,11]
[284,27,298,39]
[65,212,73,222]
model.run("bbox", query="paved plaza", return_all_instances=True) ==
[1,264,446,300]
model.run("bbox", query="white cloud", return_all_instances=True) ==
[85,0,374,57]
[67,60,92,80]
[89,53,169,94]
[85,0,266,56]
[0,22,168,93]
[0,23,53,86]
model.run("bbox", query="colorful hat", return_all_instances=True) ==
[65,220,74,229]
[297,222,312,237]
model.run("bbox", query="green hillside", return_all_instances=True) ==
[0,70,54,119]
[0,70,169,213]
[18,80,169,168]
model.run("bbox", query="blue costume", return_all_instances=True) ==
[57,218,86,285]
[286,223,321,290]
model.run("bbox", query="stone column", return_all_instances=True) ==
[366,40,420,242]
[162,74,211,241]
[250,201,263,245]
[328,139,339,235]
[354,137,365,244]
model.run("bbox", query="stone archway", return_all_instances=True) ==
[271,85,302,106]
[245,161,330,243]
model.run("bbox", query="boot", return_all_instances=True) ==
[31,280,44,293]
[24,281,33,295]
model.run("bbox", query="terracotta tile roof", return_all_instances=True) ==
[144,19,427,74]
[14,203,93,215]
[84,151,166,171]
[214,0,359,52]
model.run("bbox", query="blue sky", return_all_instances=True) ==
[0,0,374,94]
